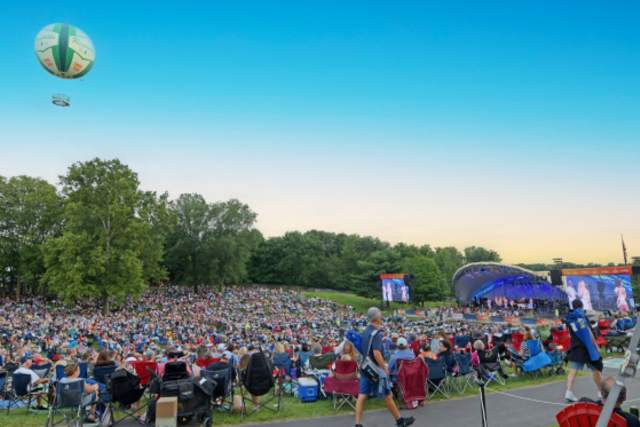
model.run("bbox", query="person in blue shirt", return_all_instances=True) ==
[388,337,416,381]
[355,307,415,427]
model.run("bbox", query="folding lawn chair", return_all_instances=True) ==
[453,352,476,393]
[425,358,449,400]
[7,372,46,413]
[45,379,87,427]
[240,352,282,418]
[322,360,359,411]
[395,358,427,409]
[202,363,235,411]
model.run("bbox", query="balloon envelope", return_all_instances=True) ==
[35,23,95,79]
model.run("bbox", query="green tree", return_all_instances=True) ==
[464,246,502,263]
[0,176,63,299]
[434,246,465,295]
[402,255,446,305]
[42,158,163,311]
[166,195,259,289]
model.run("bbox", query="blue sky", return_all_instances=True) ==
[1,1,639,263]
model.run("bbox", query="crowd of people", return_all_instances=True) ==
[0,285,638,426]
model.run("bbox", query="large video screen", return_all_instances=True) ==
[381,275,410,303]
[563,266,634,313]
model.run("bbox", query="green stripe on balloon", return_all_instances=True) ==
[58,24,70,73]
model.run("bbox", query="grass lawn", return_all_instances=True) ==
[303,290,455,314]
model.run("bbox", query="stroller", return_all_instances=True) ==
[148,362,215,427]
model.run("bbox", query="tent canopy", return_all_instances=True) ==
[453,262,567,304]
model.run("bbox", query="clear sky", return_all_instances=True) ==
[1,1,638,264]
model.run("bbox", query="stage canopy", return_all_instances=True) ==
[453,262,567,304]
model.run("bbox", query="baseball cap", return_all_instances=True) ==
[21,353,33,363]
[397,338,408,348]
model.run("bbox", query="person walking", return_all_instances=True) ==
[564,299,603,402]
[354,307,414,427]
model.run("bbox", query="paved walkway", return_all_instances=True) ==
[248,367,640,427]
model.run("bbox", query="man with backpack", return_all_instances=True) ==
[354,307,415,427]
[564,299,603,402]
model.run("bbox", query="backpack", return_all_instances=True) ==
[360,329,384,382]
[242,352,274,396]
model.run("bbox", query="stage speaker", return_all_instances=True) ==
[550,269,563,286]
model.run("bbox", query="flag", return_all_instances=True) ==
[622,234,628,265]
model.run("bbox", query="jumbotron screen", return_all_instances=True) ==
[380,274,410,303]
[562,266,634,313]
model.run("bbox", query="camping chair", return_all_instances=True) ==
[7,373,46,413]
[511,332,524,353]
[308,353,334,371]
[556,402,627,427]
[0,370,7,399]
[45,379,87,427]
[130,361,157,387]
[54,365,66,382]
[93,364,117,404]
[103,368,148,426]
[454,335,471,352]
[425,358,449,400]
[453,352,476,393]
[520,339,551,377]
[32,362,52,379]
[162,361,190,381]
[202,363,235,411]
[79,362,89,379]
[552,329,571,353]
[273,352,297,396]
[395,358,427,409]
[322,360,359,411]
[240,352,282,418]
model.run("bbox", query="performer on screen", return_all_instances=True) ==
[566,280,577,306]
[401,285,408,303]
[577,280,593,311]
[615,280,630,313]
[383,281,393,302]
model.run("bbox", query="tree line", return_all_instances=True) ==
[0,157,521,310]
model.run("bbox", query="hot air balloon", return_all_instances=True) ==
[34,23,95,107]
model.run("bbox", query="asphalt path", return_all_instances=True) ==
[245,367,640,427]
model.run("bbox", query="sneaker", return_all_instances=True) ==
[565,390,578,402]
[397,417,415,427]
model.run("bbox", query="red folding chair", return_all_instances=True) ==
[556,402,627,427]
[131,360,158,386]
[322,360,359,411]
[511,332,524,353]
[552,329,571,353]
[396,358,428,409]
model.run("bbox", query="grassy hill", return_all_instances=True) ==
[303,289,455,313]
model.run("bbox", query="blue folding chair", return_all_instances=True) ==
[426,358,449,400]
[8,373,45,413]
[79,362,89,379]
[32,363,52,379]
[45,379,86,427]
[454,352,476,393]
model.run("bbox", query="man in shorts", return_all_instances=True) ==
[354,307,414,427]
[564,299,603,402]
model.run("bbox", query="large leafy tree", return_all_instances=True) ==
[166,194,259,289]
[464,246,502,263]
[42,158,165,310]
[402,255,447,305]
[0,176,63,298]
[434,246,465,295]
